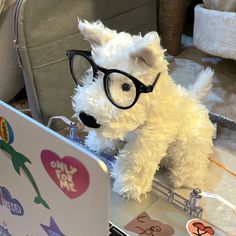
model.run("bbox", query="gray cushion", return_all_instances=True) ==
[0,0,24,102]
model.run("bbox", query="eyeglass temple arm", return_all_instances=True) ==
[152,73,161,88]
[66,50,92,57]
[145,73,161,93]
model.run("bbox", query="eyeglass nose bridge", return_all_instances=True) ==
[93,65,109,80]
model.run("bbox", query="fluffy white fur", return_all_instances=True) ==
[72,19,215,201]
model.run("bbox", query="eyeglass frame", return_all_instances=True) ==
[66,49,160,110]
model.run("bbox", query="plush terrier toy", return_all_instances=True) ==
[72,19,215,201]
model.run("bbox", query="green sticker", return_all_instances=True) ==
[0,117,49,209]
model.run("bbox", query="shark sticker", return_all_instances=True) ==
[41,150,90,199]
[0,116,49,209]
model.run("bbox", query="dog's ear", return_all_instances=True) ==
[131,32,163,68]
[78,18,116,47]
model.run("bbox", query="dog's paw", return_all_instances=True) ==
[168,174,204,189]
[84,130,118,153]
[112,177,151,202]
[112,183,146,202]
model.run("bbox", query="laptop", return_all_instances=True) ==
[0,101,227,236]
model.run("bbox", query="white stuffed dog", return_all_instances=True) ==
[72,19,215,201]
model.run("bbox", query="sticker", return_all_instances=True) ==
[124,212,175,236]
[0,186,24,216]
[40,217,65,236]
[0,117,14,144]
[186,219,215,236]
[0,116,49,209]
[0,222,12,236]
[41,150,90,199]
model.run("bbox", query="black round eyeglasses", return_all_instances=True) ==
[66,50,160,110]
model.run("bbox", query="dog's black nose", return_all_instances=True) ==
[79,112,101,128]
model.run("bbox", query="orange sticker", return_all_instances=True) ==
[186,219,215,236]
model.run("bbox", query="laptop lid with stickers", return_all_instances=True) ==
[0,101,109,236]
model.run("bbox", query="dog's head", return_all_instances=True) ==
[72,19,168,140]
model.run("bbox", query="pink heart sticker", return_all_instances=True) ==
[41,150,90,199]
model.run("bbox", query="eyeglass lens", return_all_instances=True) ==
[72,54,93,86]
[106,72,137,108]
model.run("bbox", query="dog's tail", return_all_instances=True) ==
[188,67,214,102]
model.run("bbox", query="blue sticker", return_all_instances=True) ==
[40,217,65,236]
[0,223,12,236]
[0,186,24,216]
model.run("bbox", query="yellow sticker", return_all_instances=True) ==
[0,117,14,144]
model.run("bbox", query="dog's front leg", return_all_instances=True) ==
[111,129,170,202]
[85,130,120,153]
